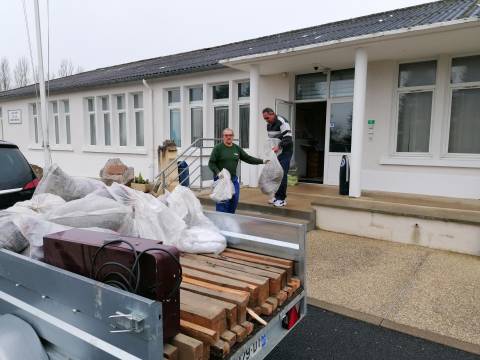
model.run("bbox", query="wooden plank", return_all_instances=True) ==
[260,302,273,316]
[241,321,254,335]
[231,324,248,343]
[180,294,227,335]
[220,250,293,279]
[171,333,203,360]
[181,289,238,329]
[276,290,288,306]
[246,307,267,326]
[194,254,283,295]
[203,344,210,360]
[182,269,256,306]
[180,319,219,345]
[284,286,293,298]
[163,344,178,360]
[181,280,248,323]
[212,339,230,359]
[266,296,279,312]
[205,253,288,287]
[180,257,270,305]
[220,330,236,348]
[223,248,294,269]
[288,277,301,292]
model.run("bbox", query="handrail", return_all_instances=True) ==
[153,138,239,193]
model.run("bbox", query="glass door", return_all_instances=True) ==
[324,100,353,185]
[275,99,295,166]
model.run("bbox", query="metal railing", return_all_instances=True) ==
[153,138,239,194]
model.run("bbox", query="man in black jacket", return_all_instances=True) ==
[263,107,293,207]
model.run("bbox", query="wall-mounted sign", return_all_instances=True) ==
[8,110,22,124]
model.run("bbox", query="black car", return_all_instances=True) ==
[0,141,39,209]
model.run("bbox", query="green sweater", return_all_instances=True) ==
[208,143,263,178]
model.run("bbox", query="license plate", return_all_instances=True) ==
[236,334,267,360]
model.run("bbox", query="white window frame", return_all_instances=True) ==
[211,83,230,141]
[237,80,250,149]
[389,58,438,158]
[115,94,128,147]
[131,92,144,147]
[100,95,112,147]
[188,85,203,146]
[47,99,73,151]
[167,88,182,148]
[85,97,97,146]
[441,53,480,160]
[62,100,72,146]
[29,102,42,148]
[0,106,3,140]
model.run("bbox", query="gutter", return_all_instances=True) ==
[220,17,480,65]
[142,79,156,181]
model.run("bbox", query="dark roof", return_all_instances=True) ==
[1,0,479,101]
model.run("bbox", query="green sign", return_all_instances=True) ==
[368,119,375,125]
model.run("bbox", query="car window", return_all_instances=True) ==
[0,147,34,190]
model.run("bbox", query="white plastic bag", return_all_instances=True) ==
[210,169,235,203]
[45,194,132,231]
[258,150,284,195]
[166,185,226,253]
[35,164,107,202]
[12,194,66,214]
[106,183,186,245]
[0,213,29,253]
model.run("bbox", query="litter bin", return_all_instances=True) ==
[339,155,349,195]
[177,161,190,187]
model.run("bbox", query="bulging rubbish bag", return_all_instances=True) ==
[258,150,284,195]
[35,163,106,202]
[210,168,235,203]
[106,183,186,246]
[45,194,132,232]
[166,185,226,254]
[12,194,66,215]
[0,213,29,253]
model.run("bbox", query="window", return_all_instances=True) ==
[213,84,229,100]
[189,87,203,102]
[296,73,327,100]
[189,87,203,145]
[116,95,127,146]
[395,60,436,153]
[132,93,144,147]
[50,101,60,144]
[214,106,229,143]
[63,100,71,144]
[168,89,181,147]
[238,82,250,99]
[239,104,250,148]
[101,96,111,146]
[330,102,353,152]
[30,103,41,145]
[330,69,354,97]
[448,55,480,154]
[87,98,96,145]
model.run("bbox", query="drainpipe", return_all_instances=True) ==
[143,79,156,181]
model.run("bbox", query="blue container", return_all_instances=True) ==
[177,161,190,187]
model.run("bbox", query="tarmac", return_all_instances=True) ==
[306,230,480,355]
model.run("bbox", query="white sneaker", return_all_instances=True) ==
[268,197,276,204]
[273,199,287,207]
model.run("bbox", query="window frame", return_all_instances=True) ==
[441,53,480,159]
[211,83,230,143]
[188,85,204,145]
[29,102,42,147]
[167,88,182,147]
[390,58,438,158]
[237,80,250,149]
[131,92,144,147]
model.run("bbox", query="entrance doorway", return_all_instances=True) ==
[294,102,327,183]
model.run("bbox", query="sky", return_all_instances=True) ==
[0,0,434,75]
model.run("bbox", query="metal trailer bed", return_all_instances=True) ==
[0,211,307,360]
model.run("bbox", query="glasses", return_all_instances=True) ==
[223,134,234,137]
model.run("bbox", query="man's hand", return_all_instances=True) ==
[263,159,270,164]
[272,145,280,153]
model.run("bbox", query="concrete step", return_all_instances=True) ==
[201,198,315,231]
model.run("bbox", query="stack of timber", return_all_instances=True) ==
[164,248,302,360]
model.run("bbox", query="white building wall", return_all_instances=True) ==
[362,60,480,199]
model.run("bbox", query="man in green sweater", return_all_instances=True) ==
[209,128,266,213]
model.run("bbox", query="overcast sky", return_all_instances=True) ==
[0,0,433,74]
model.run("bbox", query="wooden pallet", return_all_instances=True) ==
[165,248,301,360]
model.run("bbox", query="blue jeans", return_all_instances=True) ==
[215,176,240,214]
[275,152,292,201]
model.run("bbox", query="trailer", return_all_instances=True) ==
[0,211,306,360]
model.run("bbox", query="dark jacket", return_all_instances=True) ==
[267,115,293,153]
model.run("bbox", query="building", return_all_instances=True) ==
[0,0,479,198]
